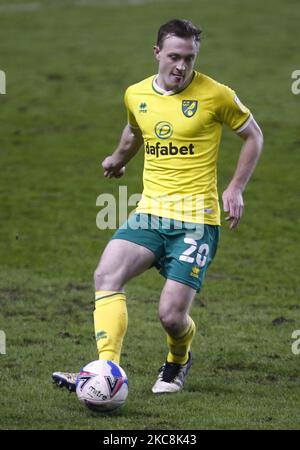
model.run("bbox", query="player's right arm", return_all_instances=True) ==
[102,124,143,178]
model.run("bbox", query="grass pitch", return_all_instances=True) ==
[0,0,300,430]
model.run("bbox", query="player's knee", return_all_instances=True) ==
[159,310,182,334]
[94,266,110,290]
[94,265,123,291]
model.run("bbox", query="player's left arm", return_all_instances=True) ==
[222,118,264,229]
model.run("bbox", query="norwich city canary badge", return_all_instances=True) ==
[182,100,198,118]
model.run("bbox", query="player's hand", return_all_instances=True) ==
[222,187,244,230]
[102,156,125,178]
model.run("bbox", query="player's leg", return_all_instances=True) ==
[94,238,155,291]
[53,237,156,391]
[152,224,220,393]
[93,239,156,364]
[159,279,196,363]
[152,280,196,394]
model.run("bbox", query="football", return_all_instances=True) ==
[76,360,128,412]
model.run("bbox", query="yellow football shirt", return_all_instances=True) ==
[124,71,252,225]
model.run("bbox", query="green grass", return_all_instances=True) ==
[1,0,300,430]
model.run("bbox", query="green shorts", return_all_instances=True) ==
[111,213,220,292]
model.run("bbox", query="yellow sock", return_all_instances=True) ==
[166,316,196,364]
[94,290,128,365]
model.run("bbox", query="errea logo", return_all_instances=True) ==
[96,330,107,341]
[139,102,147,113]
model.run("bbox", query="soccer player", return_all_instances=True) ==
[53,19,263,394]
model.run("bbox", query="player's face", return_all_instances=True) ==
[154,35,199,91]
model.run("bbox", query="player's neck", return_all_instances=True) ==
[155,72,195,95]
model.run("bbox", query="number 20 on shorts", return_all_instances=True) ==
[179,238,209,267]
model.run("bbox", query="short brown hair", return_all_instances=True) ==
[156,19,202,49]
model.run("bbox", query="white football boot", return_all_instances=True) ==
[52,371,78,392]
[152,352,192,394]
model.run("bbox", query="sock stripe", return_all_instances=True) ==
[95,292,125,302]
[172,321,194,341]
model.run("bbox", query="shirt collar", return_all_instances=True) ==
[153,75,176,96]
[152,72,196,96]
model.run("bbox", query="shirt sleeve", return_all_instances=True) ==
[124,87,139,129]
[216,84,252,133]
